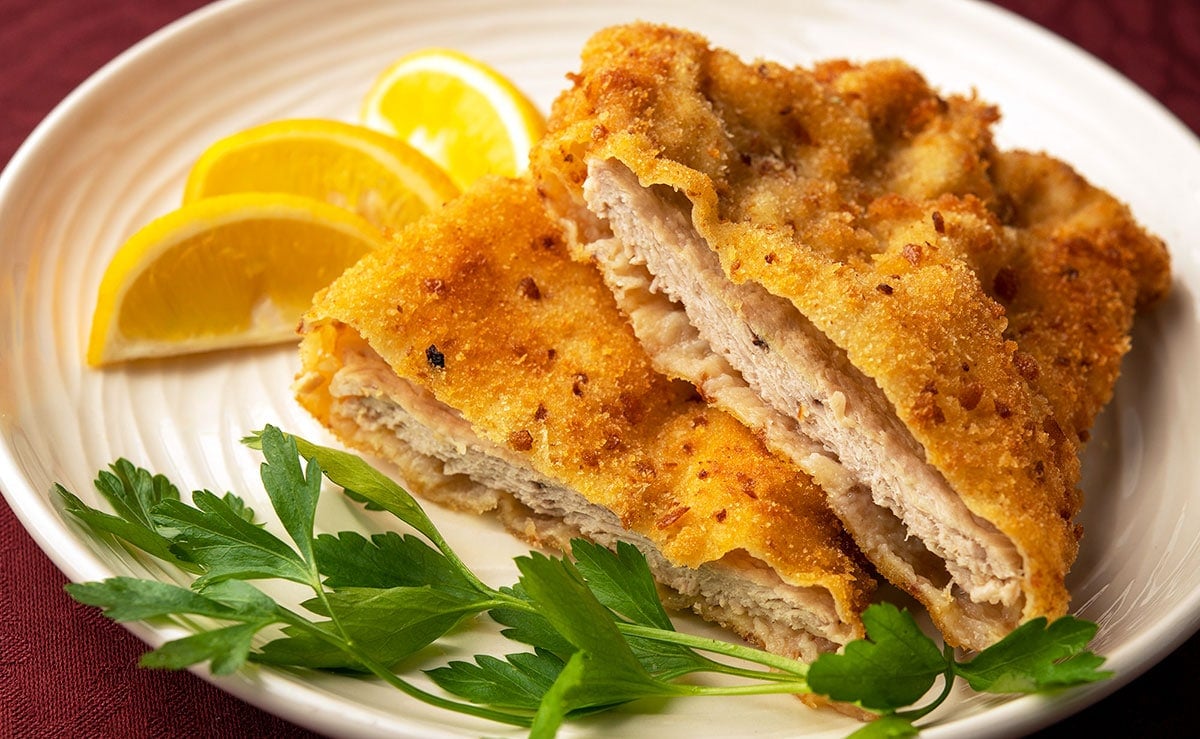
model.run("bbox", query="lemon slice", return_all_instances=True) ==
[182,119,458,233]
[361,49,545,190]
[87,193,388,366]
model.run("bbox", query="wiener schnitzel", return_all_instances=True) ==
[532,23,1170,649]
[295,176,875,661]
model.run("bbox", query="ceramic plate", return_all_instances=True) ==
[2,0,1198,736]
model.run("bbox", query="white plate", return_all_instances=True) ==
[2,0,1198,736]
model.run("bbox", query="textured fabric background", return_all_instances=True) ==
[1,1,1197,736]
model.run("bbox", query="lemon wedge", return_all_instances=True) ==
[361,49,545,190]
[87,193,388,366]
[182,118,458,233]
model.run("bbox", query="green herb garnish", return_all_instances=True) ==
[56,425,1111,736]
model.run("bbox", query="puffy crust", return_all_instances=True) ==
[986,150,1171,437]
[302,175,874,630]
[533,23,1169,628]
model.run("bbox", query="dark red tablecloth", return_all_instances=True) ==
[2,1,1197,736]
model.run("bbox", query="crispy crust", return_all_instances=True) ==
[298,175,874,637]
[532,23,1169,636]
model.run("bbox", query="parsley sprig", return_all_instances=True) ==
[55,425,1111,737]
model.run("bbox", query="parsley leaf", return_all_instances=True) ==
[847,714,921,738]
[489,584,578,660]
[153,490,311,587]
[427,651,566,710]
[256,425,321,564]
[55,459,198,571]
[308,586,495,665]
[570,539,672,629]
[57,486,192,570]
[218,492,259,524]
[313,531,475,593]
[97,458,180,529]
[808,603,949,711]
[198,579,280,615]
[60,427,1115,738]
[140,622,264,675]
[64,577,275,623]
[66,577,281,677]
[529,650,588,739]
[569,539,720,679]
[244,427,441,547]
[954,616,1112,693]
[255,583,489,674]
[515,551,683,710]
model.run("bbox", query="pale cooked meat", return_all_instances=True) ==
[298,336,854,658]
[532,22,1170,649]
[295,176,875,661]
[585,161,1023,644]
[981,149,1170,436]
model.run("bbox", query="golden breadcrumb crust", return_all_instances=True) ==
[299,176,874,631]
[532,23,1170,629]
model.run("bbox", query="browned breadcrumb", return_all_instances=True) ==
[297,176,875,640]
[532,22,1169,642]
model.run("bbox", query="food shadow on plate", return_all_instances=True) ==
[1067,280,1198,642]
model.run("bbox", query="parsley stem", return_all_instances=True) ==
[305,565,357,646]
[676,681,813,698]
[430,541,496,597]
[615,623,811,679]
[895,644,957,722]
[694,662,807,683]
[483,585,811,684]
